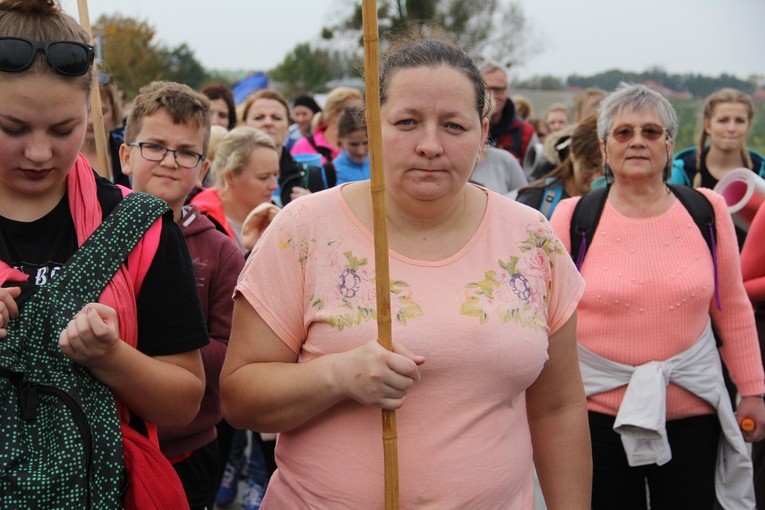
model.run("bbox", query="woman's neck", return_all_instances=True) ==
[342,182,487,261]
[0,181,66,222]
[609,178,673,218]
[386,191,468,234]
[219,190,251,225]
[705,144,746,178]
[322,124,339,149]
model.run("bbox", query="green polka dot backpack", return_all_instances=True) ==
[0,192,169,509]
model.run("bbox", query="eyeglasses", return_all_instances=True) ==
[129,142,204,169]
[0,37,95,76]
[609,123,667,143]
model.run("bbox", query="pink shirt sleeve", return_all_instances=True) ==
[741,204,765,303]
[700,189,764,396]
[235,202,310,353]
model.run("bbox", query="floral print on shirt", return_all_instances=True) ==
[308,250,424,331]
[460,220,563,331]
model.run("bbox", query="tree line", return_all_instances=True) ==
[96,2,760,102]
[515,69,759,98]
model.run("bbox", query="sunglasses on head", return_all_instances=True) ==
[0,37,95,76]
[609,123,667,143]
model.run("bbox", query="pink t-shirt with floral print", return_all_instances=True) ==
[237,185,584,509]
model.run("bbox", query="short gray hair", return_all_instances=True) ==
[597,83,678,141]
[479,61,505,77]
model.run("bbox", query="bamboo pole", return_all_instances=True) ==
[361,1,398,509]
[76,0,110,179]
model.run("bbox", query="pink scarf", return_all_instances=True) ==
[0,153,161,421]
[1,154,184,509]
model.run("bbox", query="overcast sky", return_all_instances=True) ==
[62,0,763,80]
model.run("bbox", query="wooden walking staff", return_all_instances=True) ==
[76,0,110,179]
[361,1,399,508]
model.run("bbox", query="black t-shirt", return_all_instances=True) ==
[0,174,207,356]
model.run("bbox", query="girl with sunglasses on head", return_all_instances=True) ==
[0,1,207,507]
[550,83,765,509]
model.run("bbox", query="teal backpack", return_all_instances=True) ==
[0,192,169,509]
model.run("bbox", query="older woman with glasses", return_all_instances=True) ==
[550,83,765,509]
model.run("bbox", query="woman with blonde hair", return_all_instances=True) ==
[671,88,764,189]
[290,86,363,163]
[671,88,764,246]
[242,89,320,205]
[190,127,279,250]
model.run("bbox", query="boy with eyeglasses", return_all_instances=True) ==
[120,81,245,510]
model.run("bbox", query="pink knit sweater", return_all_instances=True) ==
[551,188,764,420]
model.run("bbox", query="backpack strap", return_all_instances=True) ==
[305,135,337,188]
[667,184,719,310]
[50,192,169,302]
[119,186,161,296]
[539,178,564,219]
[306,135,334,163]
[569,186,609,270]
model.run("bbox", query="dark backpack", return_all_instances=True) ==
[280,135,337,206]
[569,184,720,310]
[0,192,169,509]
[539,178,565,219]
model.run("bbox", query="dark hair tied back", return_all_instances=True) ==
[379,30,487,121]
[0,0,60,14]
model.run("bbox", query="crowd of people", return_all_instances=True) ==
[1,1,764,509]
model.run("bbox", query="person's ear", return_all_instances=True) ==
[224,169,238,189]
[197,159,211,187]
[118,143,133,176]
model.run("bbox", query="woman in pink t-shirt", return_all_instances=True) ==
[221,34,590,509]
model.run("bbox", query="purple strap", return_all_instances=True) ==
[576,233,587,271]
